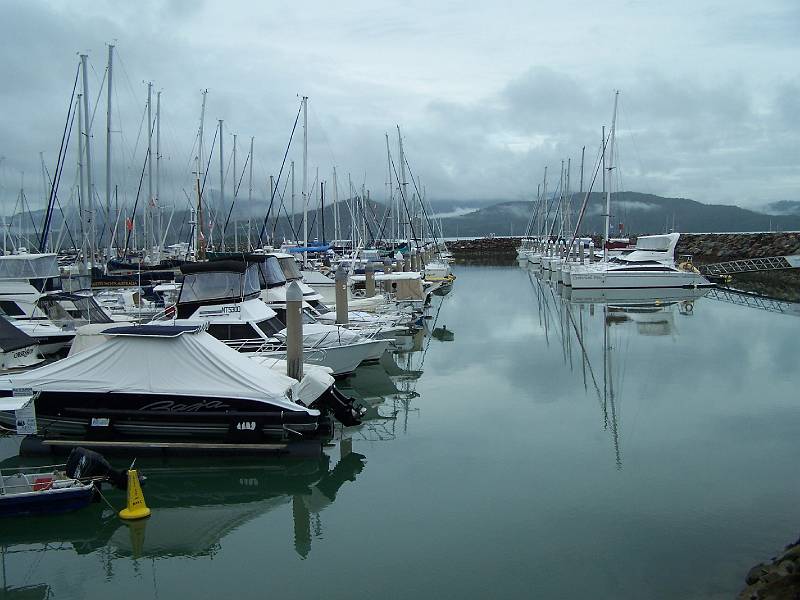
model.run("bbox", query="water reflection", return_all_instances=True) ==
[0,293,451,598]
[526,267,710,470]
[0,449,365,568]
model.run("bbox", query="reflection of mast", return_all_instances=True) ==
[603,304,622,470]
[562,299,622,469]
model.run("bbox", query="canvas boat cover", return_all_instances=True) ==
[0,315,37,352]
[4,327,316,414]
[634,233,680,252]
[0,253,60,280]
[275,323,364,348]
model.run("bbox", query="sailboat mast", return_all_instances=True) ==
[248,136,254,218]
[76,94,87,261]
[333,167,339,242]
[156,90,161,256]
[146,82,153,257]
[218,119,224,251]
[302,96,308,265]
[605,91,619,256]
[231,132,237,251]
[196,90,208,260]
[105,44,114,263]
[397,126,408,244]
[602,125,607,261]
[290,161,295,240]
[540,166,547,239]
[80,54,96,265]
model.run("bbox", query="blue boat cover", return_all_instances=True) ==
[104,325,202,337]
[285,245,331,253]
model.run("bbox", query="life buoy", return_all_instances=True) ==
[165,304,176,318]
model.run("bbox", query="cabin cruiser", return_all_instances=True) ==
[159,259,388,375]
[568,233,711,290]
[247,255,410,343]
[0,254,113,354]
[0,324,363,442]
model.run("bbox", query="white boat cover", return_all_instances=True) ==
[634,233,680,252]
[68,322,132,356]
[0,253,60,280]
[275,323,364,348]
[4,328,317,414]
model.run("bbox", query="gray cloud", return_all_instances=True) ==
[0,0,798,223]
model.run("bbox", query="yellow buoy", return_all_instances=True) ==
[119,469,151,520]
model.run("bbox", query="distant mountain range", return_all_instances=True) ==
[437,192,800,237]
[9,191,800,250]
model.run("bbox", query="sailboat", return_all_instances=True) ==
[566,92,711,290]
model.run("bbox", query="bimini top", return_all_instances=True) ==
[6,327,316,414]
[181,260,247,275]
[0,253,60,280]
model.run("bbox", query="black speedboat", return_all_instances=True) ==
[0,324,362,445]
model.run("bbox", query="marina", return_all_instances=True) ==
[2,2,800,597]
[2,262,800,598]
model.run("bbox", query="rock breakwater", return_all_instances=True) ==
[676,233,800,263]
[739,537,800,599]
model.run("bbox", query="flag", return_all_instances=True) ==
[126,218,134,231]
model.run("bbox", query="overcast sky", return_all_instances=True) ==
[0,0,797,216]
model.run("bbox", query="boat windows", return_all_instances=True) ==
[179,265,261,303]
[278,257,302,281]
[207,323,262,340]
[63,295,114,323]
[35,297,72,327]
[260,257,287,288]
[0,301,24,316]
[255,316,286,337]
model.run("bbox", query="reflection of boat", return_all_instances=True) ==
[431,326,455,341]
[561,284,710,305]
[0,449,365,565]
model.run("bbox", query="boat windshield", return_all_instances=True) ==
[260,257,287,288]
[278,257,302,281]
[37,295,113,326]
[255,315,286,337]
[179,265,260,303]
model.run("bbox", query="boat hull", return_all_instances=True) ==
[0,391,334,442]
[569,269,711,290]
[0,484,94,517]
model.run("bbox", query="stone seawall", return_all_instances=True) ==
[446,233,800,262]
[675,233,800,263]
[446,237,519,256]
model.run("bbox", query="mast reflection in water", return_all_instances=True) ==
[528,268,709,469]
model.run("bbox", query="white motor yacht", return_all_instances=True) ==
[569,233,711,290]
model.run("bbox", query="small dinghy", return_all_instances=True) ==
[0,447,126,517]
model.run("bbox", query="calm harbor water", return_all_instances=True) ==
[2,263,800,599]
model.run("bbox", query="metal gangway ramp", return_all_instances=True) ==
[701,255,800,277]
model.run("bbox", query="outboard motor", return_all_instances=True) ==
[65,447,128,490]
[310,386,365,427]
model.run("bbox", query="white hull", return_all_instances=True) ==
[570,268,710,290]
[0,344,43,370]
